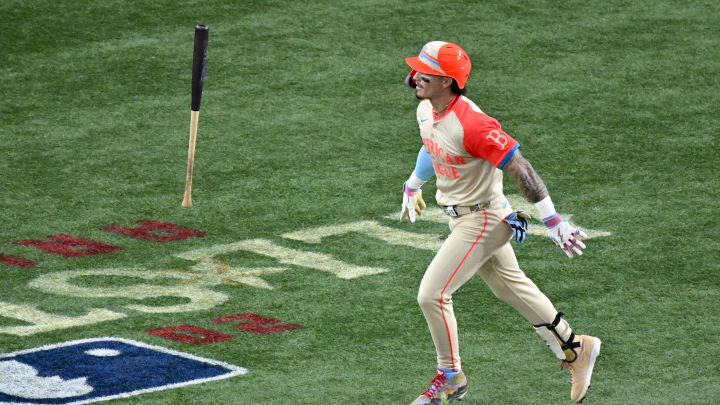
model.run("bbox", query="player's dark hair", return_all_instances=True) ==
[451,79,466,96]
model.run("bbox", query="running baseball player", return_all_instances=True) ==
[400,41,601,404]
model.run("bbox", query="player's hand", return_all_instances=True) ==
[400,183,426,223]
[546,220,588,258]
[503,211,531,243]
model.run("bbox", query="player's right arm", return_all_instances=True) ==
[408,145,434,187]
[401,146,434,223]
[503,150,587,258]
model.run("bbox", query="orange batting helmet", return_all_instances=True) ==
[405,41,472,89]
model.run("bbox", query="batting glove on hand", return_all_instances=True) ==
[503,211,531,243]
[545,216,588,258]
[400,183,426,223]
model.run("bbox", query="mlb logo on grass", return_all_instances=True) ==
[0,338,247,404]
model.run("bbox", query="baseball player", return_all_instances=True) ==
[400,41,601,404]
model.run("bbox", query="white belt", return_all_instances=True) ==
[439,203,489,218]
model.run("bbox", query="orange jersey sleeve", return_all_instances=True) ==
[456,102,519,168]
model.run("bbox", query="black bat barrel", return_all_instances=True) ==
[191,25,209,111]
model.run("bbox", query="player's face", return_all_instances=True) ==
[415,72,450,99]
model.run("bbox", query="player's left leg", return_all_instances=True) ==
[413,209,510,404]
[477,243,601,403]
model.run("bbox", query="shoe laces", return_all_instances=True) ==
[561,360,576,384]
[423,370,448,398]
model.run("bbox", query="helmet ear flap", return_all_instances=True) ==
[405,69,418,88]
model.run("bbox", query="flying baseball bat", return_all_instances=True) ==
[182,25,209,208]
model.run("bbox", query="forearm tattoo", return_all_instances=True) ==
[503,151,549,203]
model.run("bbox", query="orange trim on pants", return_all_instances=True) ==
[439,209,487,371]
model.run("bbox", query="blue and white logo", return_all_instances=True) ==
[0,338,247,404]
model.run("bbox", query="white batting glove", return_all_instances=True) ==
[545,217,588,258]
[535,196,588,258]
[400,183,426,223]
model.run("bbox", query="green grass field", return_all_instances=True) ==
[1,0,719,403]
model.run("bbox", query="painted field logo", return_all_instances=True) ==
[0,338,247,404]
[0,205,611,337]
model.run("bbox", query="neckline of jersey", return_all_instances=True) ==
[433,94,460,121]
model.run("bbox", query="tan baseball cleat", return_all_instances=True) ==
[410,368,468,405]
[562,335,602,403]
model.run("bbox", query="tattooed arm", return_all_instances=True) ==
[502,150,548,203]
[503,150,588,257]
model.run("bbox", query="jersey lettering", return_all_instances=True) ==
[486,129,509,150]
[422,138,466,168]
[433,161,461,179]
[416,96,519,206]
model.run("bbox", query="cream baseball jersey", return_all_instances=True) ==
[416,95,519,207]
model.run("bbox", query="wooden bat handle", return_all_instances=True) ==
[182,25,208,208]
[182,110,200,207]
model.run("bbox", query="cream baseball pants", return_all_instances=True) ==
[417,206,572,371]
